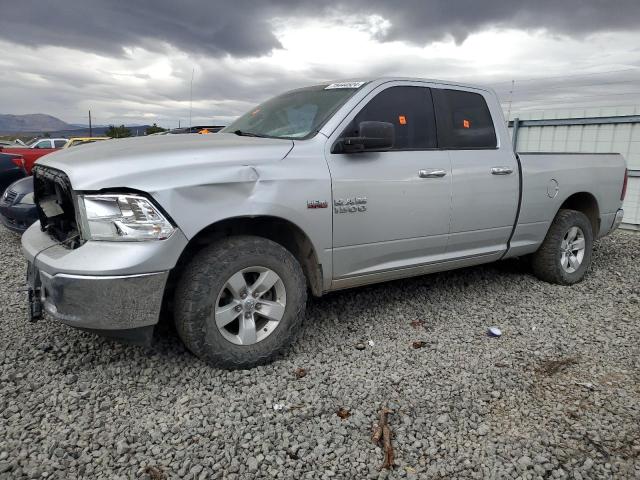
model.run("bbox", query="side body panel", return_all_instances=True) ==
[505,152,626,258]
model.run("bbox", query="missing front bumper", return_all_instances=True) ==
[27,265,169,331]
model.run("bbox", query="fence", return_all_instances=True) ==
[508,114,640,229]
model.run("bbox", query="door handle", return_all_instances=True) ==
[491,167,513,175]
[419,169,447,178]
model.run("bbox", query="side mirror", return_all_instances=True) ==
[340,121,394,153]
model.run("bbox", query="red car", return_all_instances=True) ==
[0,147,58,174]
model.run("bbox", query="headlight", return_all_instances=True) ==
[20,192,35,205]
[77,194,175,241]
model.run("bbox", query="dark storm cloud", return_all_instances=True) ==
[1,0,639,57]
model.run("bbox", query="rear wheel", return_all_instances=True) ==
[175,235,307,369]
[531,209,593,285]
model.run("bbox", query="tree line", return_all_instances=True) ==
[105,123,166,138]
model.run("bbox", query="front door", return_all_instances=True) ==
[326,83,452,280]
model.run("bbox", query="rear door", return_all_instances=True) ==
[326,82,452,280]
[433,88,518,258]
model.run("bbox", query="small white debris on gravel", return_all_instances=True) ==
[0,227,639,479]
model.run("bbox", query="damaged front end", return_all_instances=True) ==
[32,165,82,249]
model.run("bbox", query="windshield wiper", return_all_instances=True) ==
[233,130,267,138]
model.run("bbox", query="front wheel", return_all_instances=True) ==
[174,236,307,369]
[531,209,593,285]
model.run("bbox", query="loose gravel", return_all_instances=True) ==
[1,227,639,479]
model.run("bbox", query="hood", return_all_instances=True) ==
[36,133,294,191]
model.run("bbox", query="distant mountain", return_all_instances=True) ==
[41,125,153,137]
[0,114,72,133]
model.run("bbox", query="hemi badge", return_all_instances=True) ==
[307,200,328,209]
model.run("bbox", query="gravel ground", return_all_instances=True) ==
[0,227,639,479]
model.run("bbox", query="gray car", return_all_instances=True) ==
[22,78,627,368]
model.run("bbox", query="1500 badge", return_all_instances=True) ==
[334,197,367,214]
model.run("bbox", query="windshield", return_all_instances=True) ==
[222,82,366,139]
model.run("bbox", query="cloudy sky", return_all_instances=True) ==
[1,0,639,127]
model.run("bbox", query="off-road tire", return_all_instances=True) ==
[531,209,593,285]
[174,235,307,369]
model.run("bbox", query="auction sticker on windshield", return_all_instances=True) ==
[325,82,366,89]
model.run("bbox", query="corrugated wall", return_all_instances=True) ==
[509,107,640,227]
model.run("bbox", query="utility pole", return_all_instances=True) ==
[189,67,194,131]
[89,110,93,137]
[506,80,515,123]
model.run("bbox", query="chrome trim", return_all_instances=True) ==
[418,169,447,178]
[491,167,513,175]
[35,269,169,330]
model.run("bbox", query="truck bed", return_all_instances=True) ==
[506,152,626,258]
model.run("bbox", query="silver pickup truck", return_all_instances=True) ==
[22,78,628,368]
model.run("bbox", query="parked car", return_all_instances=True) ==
[0,146,58,174]
[0,176,36,233]
[63,137,111,148]
[0,138,114,233]
[22,78,627,369]
[0,152,27,194]
[26,138,69,149]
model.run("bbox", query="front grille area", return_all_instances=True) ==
[32,165,81,248]
[2,189,17,205]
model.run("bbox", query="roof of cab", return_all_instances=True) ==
[344,77,495,94]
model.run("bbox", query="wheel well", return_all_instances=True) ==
[559,192,600,236]
[171,216,323,298]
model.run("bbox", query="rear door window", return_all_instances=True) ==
[433,89,497,149]
[54,140,67,148]
[343,86,437,150]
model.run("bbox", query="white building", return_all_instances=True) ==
[509,106,640,229]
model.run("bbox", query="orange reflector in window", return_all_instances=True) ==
[399,115,407,125]
[463,119,471,128]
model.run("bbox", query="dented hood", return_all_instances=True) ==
[36,133,294,191]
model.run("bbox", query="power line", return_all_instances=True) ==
[489,68,640,85]
[506,103,640,113]
[502,91,640,102]
[493,78,640,96]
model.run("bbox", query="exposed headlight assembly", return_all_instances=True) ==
[77,194,175,241]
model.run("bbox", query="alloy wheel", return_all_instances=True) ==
[560,226,586,273]
[214,266,287,345]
